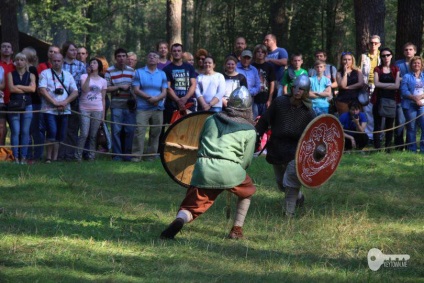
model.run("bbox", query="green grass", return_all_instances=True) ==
[0,152,423,282]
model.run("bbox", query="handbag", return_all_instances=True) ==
[378,98,396,118]
[8,72,30,111]
[7,97,26,111]
[358,85,370,106]
[96,122,112,151]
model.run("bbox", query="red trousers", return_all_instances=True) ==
[179,174,256,221]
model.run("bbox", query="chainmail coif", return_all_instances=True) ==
[216,106,255,126]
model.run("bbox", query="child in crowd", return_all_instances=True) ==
[339,101,369,150]
[281,53,307,95]
[309,60,332,115]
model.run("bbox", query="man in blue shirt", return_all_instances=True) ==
[131,52,168,162]
[264,34,289,97]
[236,50,260,99]
[394,43,417,150]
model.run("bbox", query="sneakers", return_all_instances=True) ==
[160,218,184,239]
[228,226,243,239]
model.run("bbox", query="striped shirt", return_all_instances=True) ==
[105,65,135,109]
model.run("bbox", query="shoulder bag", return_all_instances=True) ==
[358,84,370,106]
[378,98,396,118]
[8,73,30,111]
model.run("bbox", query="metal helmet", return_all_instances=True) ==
[292,74,311,95]
[227,86,252,109]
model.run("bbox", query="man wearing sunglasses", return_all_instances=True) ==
[360,35,381,143]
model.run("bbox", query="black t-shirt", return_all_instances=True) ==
[252,62,276,103]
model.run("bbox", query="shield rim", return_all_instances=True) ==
[295,114,345,189]
[160,111,214,188]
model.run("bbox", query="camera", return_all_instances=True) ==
[54,88,64,95]
[353,114,359,119]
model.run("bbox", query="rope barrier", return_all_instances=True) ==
[0,107,423,158]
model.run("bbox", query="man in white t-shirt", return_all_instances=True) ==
[39,53,78,162]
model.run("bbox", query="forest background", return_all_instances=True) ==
[0,0,423,69]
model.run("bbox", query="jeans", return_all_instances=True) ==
[58,103,79,160]
[394,103,405,149]
[403,105,424,152]
[75,110,102,160]
[253,103,267,120]
[8,104,33,159]
[111,108,136,160]
[44,113,69,142]
[363,102,374,139]
[132,110,163,160]
[27,104,45,160]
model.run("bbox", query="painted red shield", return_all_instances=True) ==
[160,112,214,188]
[296,114,344,189]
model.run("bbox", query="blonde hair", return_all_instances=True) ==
[409,56,424,71]
[338,52,358,73]
[13,52,29,71]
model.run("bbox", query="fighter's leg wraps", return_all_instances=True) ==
[233,197,251,227]
[177,209,193,223]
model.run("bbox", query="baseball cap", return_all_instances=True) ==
[241,50,253,58]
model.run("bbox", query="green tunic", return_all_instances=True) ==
[190,114,256,189]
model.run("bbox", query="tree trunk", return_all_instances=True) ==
[166,0,182,46]
[183,0,194,52]
[1,0,19,52]
[326,0,346,65]
[52,0,69,46]
[354,0,385,56]
[269,0,286,43]
[395,0,423,60]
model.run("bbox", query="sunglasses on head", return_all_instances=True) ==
[342,51,352,56]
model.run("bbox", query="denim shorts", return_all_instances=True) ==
[44,113,69,142]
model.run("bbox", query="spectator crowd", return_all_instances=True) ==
[0,34,423,164]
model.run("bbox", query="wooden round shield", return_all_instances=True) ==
[160,112,214,188]
[295,114,344,189]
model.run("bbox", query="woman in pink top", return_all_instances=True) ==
[75,58,107,161]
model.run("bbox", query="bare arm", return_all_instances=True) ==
[16,74,36,93]
[101,89,106,120]
[266,57,287,66]
[7,73,24,93]
[266,80,275,107]
[39,87,59,106]
[166,82,180,102]
[336,71,348,89]
[148,87,167,105]
[133,85,151,100]
[81,74,91,93]
[346,70,364,89]
[179,78,197,108]
[374,71,400,90]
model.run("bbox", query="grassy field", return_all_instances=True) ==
[0,151,423,282]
